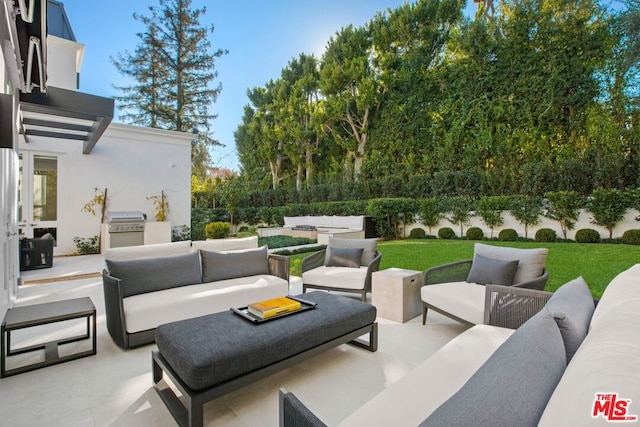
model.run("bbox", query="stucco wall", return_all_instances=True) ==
[405,209,640,240]
[19,123,193,254]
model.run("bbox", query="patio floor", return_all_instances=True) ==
[3,255,467,426]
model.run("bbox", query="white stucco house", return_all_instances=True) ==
[1,0,194,319]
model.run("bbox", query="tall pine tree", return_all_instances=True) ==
[112,0,228,178]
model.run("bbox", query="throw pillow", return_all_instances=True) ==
[420,308,566,427]
[325,247,364,268]
[105,251,202,298]
[545,276,595,364]
[326,237,377,266]
[466,254,519,286]
[474,243,548,284]
[201,245,269,283]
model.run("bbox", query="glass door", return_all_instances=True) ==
[18,153,58,244]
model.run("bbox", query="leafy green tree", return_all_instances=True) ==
[544,191,584,239]
[112,0,228,179]
[586,189,629,238]
[510,196,542,239]
[320,25,380,180]
[445,196,474,237]
[419,197,445,236]
[476,196,509,238]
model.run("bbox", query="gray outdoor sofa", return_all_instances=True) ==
[280,264,640,426]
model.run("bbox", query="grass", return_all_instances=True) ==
[288,240,640,299]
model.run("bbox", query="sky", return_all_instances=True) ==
[60,0,476,171]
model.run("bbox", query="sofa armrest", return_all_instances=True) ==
[102,269,128,348]
[512,268,549,291]
[279,388,327,427]
[423,260,473,285]
[363,251,383,293]
[268,254,290,282]
[302,250,326,273]
[484,284,553,329]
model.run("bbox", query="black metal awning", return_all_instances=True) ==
[19,86,114,154]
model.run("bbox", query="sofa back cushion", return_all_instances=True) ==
[474,243,548,284]
[545,276,594,364]
[106,251,202,297]
[104,241,193,262]
[325,237,377,266]
[589,263,640,330]
[191,236,258,252]
[201,246,269,283]
[420,308,566,427]
[466,254,519,286]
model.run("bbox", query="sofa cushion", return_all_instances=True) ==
[589,263,640,330]
[325,247,364,268]
[104,241,193,262]
[421,308,566,427]
[191,236,258,252]
[338,325,514,427]
[302,266,368,290]
[474,243,548,284]
[106,251,202,298]
[545,276,594,364]
[466,254,519,286]
[420,282,486,325]
[326,237,377,266]
[538,296,640,426]
[201,246,269,283]
[123,275,289,333]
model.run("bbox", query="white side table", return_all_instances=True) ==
[372,268,423,322]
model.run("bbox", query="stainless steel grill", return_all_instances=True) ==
[107,211,145,248]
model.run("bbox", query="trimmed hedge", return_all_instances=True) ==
[622,229,640,245]
[205,221,231,239]
[465,227,484,240]
[575,228,601,243]
[438,227,456,239]
[409,228,427,239]
[499,228,519,242]
[535,228,557,243]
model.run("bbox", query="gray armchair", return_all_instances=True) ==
[302,237,381,302]
[421,243,549,326]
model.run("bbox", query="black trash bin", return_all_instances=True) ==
[20,238,54,271]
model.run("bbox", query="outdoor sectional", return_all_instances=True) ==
[280,264,640,426]
[102,236,289,349]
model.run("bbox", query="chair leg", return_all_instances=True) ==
[361,291,367,302]
[422,304,428,325]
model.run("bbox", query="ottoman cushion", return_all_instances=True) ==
[155,291,376,391]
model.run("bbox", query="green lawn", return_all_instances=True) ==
[288,240,640,299]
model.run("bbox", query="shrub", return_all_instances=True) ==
[535,228,557,242]
[205,221,231,239]
[73,236,99,255]
[622,229,640,245]
[438,227,456,239]
[171,225,191,242]
[575,228,601,243]
[466,227,484,240]
[498,228,518,241]
[409,228,427,239]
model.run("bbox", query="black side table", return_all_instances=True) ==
[1,297,97,378]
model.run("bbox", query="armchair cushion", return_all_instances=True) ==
[421,282,486,325]
[474,243,548,284]
[421,308,566,427]
[326,237,377,266]
[325,247,364,268]
[545,276,594,364]
[200,246,269,283]
[302,266,369,290]
[466,254,519,286]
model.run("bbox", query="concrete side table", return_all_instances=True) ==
[372,268,423,322]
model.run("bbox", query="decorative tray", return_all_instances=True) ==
[231,295,317,324]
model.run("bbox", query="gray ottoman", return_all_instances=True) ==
[152,291,377,427]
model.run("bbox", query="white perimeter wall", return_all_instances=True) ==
[19,123,193,254]
[405,209,640,240]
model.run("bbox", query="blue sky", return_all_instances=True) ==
[61,0,476,171]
